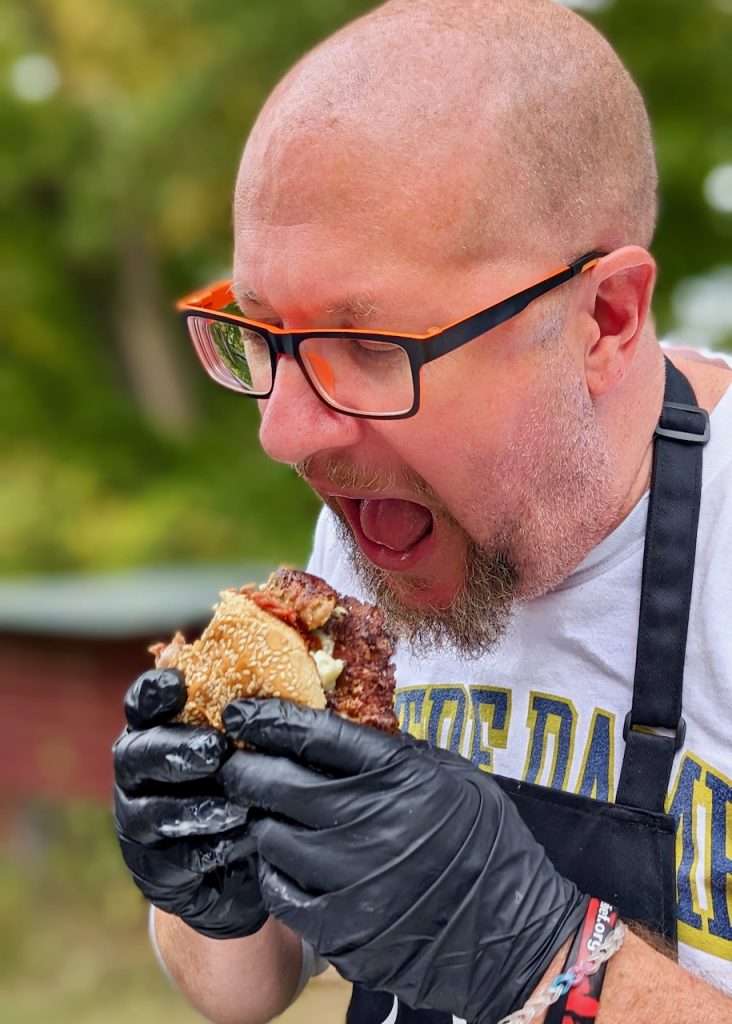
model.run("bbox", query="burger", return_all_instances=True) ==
[150,568,399,734]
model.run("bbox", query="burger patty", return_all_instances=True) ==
[327,595,399,733]
[259,568,339,632]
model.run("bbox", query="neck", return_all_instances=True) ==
[526,343,731,600]
[609,345,667,530]
[514,342,666,602]
[607,342,732,534]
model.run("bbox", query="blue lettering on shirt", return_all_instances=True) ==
[395,682,732,963]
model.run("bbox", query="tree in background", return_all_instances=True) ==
[2,0,730,575]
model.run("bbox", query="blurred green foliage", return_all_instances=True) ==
[2,0,731,575]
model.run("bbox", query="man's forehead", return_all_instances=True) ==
[231,177,499,330]
[231,208,459,323]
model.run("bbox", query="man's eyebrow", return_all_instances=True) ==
[325,295,379,322]
[232,284,379,323]
[232,284,264,307]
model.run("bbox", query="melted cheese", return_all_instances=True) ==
[311,649,345,691]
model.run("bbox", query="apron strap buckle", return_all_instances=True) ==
[654,402,710,444]
[622,712,687,752]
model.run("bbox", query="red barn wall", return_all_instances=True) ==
[0,629,201,810]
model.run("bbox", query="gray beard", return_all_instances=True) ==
[331,513,518,659]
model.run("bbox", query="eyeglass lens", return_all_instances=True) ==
[188,317,415,416]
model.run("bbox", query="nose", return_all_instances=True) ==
[258,355,362,464]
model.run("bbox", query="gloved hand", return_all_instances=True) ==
[113,669,266,940]
[220,699,588,1022]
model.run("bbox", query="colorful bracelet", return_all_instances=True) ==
[497,899,624,1024]
[544,899,620,1024]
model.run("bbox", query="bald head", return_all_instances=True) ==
[235,0,657,266]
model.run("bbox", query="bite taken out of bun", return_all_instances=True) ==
[150,568,399,734]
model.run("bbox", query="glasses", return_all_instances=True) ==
[176,251,603,420]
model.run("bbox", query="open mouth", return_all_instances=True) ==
[338,496,436,572]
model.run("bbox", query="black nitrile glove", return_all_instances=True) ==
[113,669,266,940]
[220,699,588,1022]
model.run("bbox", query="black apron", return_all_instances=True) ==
[347,358,711,1024]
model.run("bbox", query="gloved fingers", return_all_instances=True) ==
[251,814,402,893]
[257,858,322,939]
[165,834,257,871]
[156,796,252,840]
[413,739,474,772]
[183,834,259,872]
[181,845,267,939]
[219,749,368,828]
[250,817,334,893]
[222,699,411,775]
[219,836,260,867]
[258,860,377,959]
[124,669,187,729]
[120,837,261,926]
[114,724,229,791]
[183,901,269,941]
[121,831,257,883]
[115,789,251,844]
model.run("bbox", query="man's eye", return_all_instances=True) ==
[351,339,401,355]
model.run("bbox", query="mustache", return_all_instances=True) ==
[294,456,436,503]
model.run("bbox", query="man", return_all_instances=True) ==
[113,1,732,1022]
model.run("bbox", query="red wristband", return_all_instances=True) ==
[544,897,619,1024]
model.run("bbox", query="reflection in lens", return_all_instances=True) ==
[211,322,256,386]
[188,316,272,394]
[300,337,413,415]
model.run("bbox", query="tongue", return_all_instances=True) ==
[359,499,433,552]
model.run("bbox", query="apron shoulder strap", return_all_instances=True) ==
[616,357,710,811]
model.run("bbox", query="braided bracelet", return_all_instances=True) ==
[497,903,625,1024]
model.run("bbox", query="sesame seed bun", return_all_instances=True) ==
[152,590,326,731]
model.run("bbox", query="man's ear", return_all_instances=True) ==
[583,247,656,398]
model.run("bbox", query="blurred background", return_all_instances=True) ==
[1,0,731,1021]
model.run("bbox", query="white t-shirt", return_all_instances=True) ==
[305,367,732,995]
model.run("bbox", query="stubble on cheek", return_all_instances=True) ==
[328,380,613,656]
